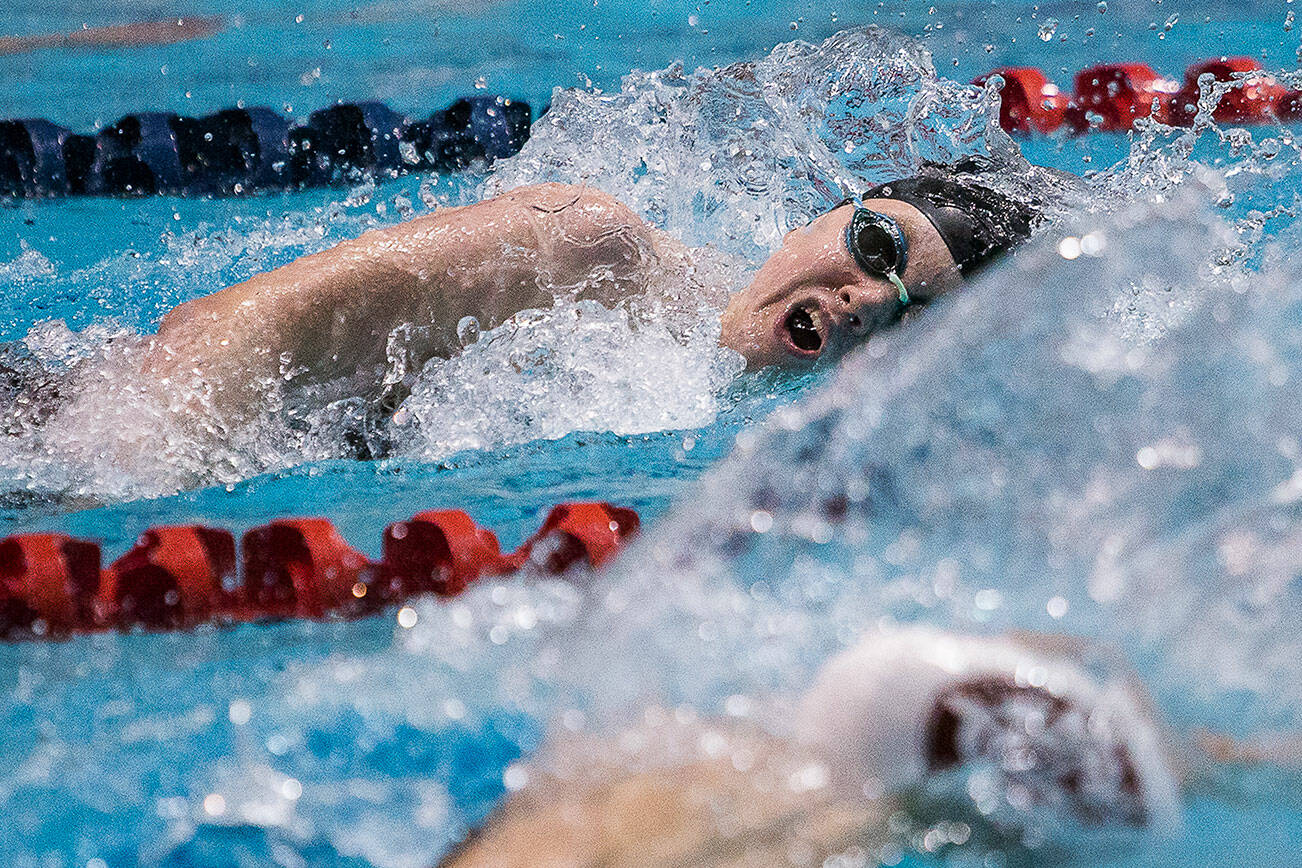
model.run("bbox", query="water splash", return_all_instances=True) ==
[394,298,742,459]
[516,182,1302,852]
[1,26,1051,505]
[491,27,1053,261]
[7,24,1302,868]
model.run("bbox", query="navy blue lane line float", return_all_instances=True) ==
[0,95,531,198]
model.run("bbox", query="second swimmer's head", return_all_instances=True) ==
[720,170,1039,367]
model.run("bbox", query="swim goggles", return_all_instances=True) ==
[843,205,911,306]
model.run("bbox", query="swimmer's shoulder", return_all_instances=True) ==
[510,182,659,246]
[500,183,683,283]
[371,181,667,265]
[506,181,630,217]
[437,717,886,868]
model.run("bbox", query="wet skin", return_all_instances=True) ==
[719,199,962,368]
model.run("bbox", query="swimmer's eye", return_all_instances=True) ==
[785,307,822,353]
[845,207,909,280]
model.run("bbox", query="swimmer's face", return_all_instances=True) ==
[720,200,961,368]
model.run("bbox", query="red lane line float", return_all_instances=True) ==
[0,533,101,635]
[974,67,1069,135]
[382,509,510,599]
[0,501,639,641]
[1170,58,1298,125]
[101,525,237,630]
[976,57,1302,135]
[515,502,642,573]
[242,519,373,620]
[1067,62,1178,132]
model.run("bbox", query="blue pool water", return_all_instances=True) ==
[4,1,1302,865]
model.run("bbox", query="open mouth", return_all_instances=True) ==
[780,305,825,358]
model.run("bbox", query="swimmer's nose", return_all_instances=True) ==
[835,285,893,333]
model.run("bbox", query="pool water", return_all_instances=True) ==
[3,1,1302,866]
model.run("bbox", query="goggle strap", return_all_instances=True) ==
[887,271,909,306]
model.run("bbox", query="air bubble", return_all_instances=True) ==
[457,316,482,346]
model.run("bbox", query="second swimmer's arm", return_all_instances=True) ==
[438,733,890,868]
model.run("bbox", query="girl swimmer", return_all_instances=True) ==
[1,165,1039,444]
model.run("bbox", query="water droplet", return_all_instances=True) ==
[228,700,252,725]
[1038,18,1059,41]
[1097,1,1107,13]
[419,179,439,209]
[457,316,481,346]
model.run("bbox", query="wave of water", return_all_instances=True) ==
[5,23,1302,868]
[525,77,1302,864]
[399,35,1302,865]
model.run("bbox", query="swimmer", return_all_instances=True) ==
[2,166,1038,453]
[437,626,1295,867]
[132,167,1036,423]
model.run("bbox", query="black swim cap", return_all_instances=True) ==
[863,175,1038,275]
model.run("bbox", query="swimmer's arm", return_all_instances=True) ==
[148,183,665,409]
[438,735,889,868]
